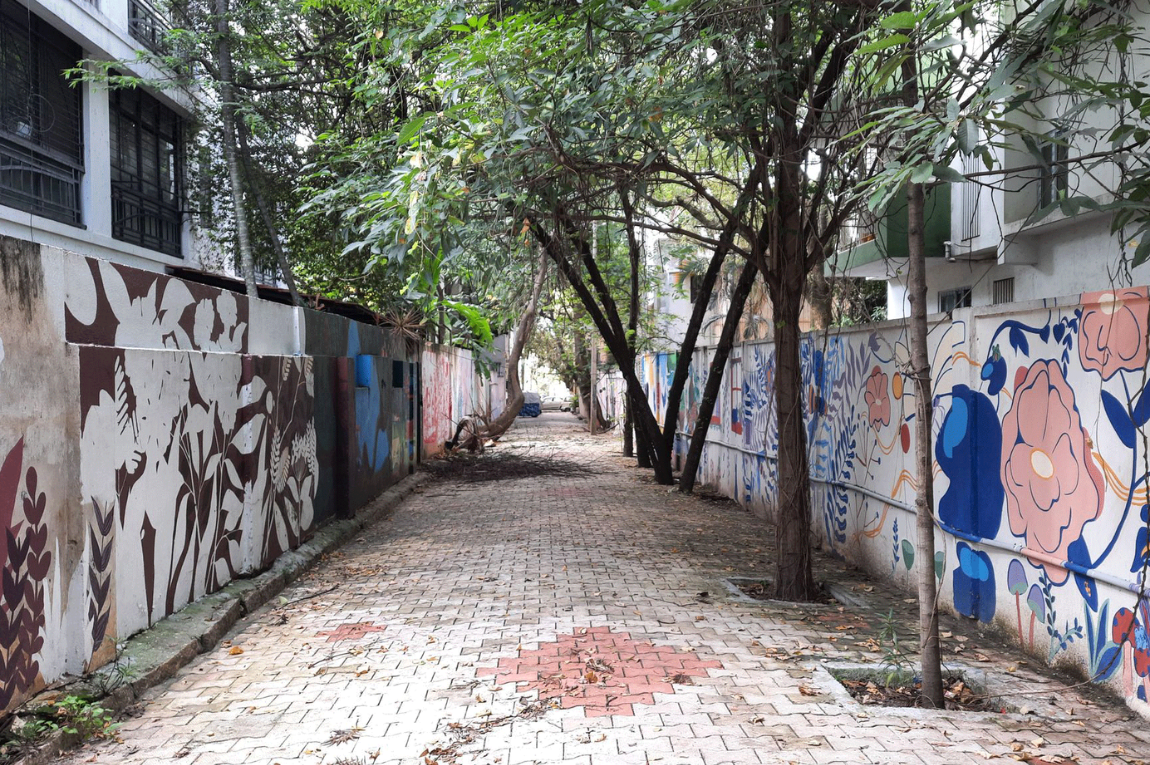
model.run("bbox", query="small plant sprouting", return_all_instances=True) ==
[44,695,119,740]
[877,609,915,688]
[91,641,138,696]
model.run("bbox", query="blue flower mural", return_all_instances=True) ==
[953,542,996,623]
[935,385,1004,538]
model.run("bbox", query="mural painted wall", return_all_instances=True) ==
[421,345,489,457]
[0,237,419,712]
[0,239,77,711]
[669,287,1150,715]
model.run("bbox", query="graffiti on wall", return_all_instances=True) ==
[422,348,454,455]
[675,285,1150,711]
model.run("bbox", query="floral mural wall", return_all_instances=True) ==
[68,258,320,652]
[667,285,1150,713]
[0,239,420,712]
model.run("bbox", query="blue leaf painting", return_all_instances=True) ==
[1101,389,1136,448]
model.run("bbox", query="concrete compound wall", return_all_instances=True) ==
[654,286,1150,715]
[0,236,419,711]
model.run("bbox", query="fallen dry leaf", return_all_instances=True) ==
[228,646,244,655]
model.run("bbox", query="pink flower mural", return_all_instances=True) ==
[1079,288,1149,380]
[864,366,891,430]
[1001,360,1103,583]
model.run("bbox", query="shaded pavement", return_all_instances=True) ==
[61,413,1150,764]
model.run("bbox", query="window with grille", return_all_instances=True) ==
[1039,142,1069,208]
[938,286,972,314]
[110,86,183,256]
[993,277,1015,305]
[0,0,84,225]
[961,151,980,240]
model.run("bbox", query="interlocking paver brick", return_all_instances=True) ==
[56,413,1150,765]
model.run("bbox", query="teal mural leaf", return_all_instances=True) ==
[901,539,914,570]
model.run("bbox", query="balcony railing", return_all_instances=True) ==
[128,0,169,55]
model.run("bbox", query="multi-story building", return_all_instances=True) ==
[831,19,1150,318]
[0,0,244,276]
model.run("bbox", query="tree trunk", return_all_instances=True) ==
[235,120,302,305]
[808,265,833,330]
[680,260,758,493]
[633,392,652,466]
[623,189,642,458]
[436,282,446,345]
[214,0,257,298]
[623,395,635,457]
[535,220,673,483]
[657,168,761,464]
[899,0,944,706]
[479,248,549,440]
[770,272,815,601]
[907,180,944,708]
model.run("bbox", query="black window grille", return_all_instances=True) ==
[1039,142,1069,208]
[110,85,183,256]
[0,0,84,225]
[961,150,980,240]
[128,0,169,56]
[254,262,277,285]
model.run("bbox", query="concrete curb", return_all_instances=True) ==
[12,472,429,765]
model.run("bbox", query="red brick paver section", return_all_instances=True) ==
[316,621,387,642]
[59,413,1150,765]
[477,626,721,716]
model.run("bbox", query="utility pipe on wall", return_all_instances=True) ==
[674,433,1141,596]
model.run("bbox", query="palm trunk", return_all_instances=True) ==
[214,0,256,298]
[680,260,758,493]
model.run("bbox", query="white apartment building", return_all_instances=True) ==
[0,0,238,275]
[832,10,1150,316]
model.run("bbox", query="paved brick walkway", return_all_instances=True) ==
[61,413,1150,765]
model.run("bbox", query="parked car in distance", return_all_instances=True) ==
[541,395,571,412]
[519,391,542,417]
